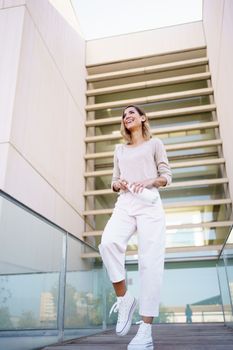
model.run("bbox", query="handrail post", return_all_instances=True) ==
[216,261,226,324]
[57,232,68,342]
[223,253,233,320]
[102,267,107,330]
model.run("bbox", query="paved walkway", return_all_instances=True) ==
[43,323,233,350]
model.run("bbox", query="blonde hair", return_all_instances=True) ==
[120,105,152,143]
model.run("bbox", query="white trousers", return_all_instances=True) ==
[98,188,166,317]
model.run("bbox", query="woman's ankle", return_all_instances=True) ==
[113,280,127,296]
[142,316,153,324]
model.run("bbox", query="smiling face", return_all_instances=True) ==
[122,106,146,131]
[120,104,152,143]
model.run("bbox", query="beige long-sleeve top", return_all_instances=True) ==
[111,137,172,190]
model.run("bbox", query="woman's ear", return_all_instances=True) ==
[141,115,146,122]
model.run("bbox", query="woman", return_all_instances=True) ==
[98,104,172,350]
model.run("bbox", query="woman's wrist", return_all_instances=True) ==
[153,177,167,188]
[113,179,129,192]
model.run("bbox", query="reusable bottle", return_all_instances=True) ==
[127,183,158,204]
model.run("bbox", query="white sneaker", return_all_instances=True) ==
[127,321,154,350]
[109,291,137,336]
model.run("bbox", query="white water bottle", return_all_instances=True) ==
[127,183,158,204]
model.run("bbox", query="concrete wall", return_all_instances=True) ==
[203,0,233,203]
[0,5,24,190]
[0,0,87,238]
[86,21,205,66]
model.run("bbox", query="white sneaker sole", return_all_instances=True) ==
[116,298,137,336]
[127,342,154,350]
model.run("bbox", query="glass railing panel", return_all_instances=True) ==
[223,230,233,309]
[217,258,232,323]
[0,191,103,349]
[63,235,103,340]
[0,193,64,349]
[0,195,63,331]
[217,227,233,327]
[103,261,223,325]
[157,261,223,323]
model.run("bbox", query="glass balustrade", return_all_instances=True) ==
[0,191,104,350]
[216,226,233,327]
[101,260,224,325]
[0,189,230,350]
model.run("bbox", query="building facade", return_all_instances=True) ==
[0,0,233,347]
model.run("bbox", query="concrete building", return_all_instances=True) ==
[0,0,232,348]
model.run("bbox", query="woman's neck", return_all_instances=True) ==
[130,129,144,145]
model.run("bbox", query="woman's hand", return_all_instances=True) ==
[113,179,128,192]
[130,179,155,193]
[130,177,167,193]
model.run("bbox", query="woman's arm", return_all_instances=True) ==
[111,145,121,192]
[111,145,128,192]
[154,138,172,187]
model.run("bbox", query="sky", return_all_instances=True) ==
[71,0,203,40]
